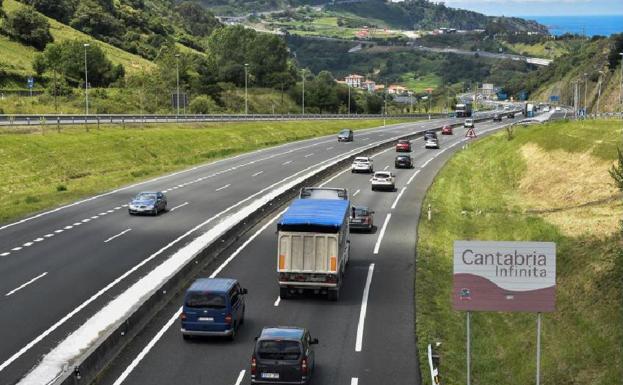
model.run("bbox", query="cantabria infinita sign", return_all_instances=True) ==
[453,241,556,312]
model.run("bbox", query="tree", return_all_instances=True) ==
[189,95,219,114]
[175,1,220,37]
[610,148,623,192]
[70,0,123,40]
[23,0,74,23]
[4,7,53,50]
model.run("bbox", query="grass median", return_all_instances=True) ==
[416,119,622,385]
[0,118,412,224]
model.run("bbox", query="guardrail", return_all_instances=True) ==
[0,113,448,127]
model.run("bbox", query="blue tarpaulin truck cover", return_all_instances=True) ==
[278,199,350,231]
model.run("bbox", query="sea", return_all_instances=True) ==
[522,15,623,37]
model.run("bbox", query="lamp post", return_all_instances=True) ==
[596,70,604,116]
[175,54,181,118]
[619,53,623,118]
[244,63,249,115]
[347,83,351,116]
[583,72,588,117]
[83,43,89,115]
[302,69,305,115]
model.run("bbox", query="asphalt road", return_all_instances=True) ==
[0,115,513,384]
[91,118,517,385]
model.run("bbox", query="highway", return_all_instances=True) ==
[0,115,513,384]
[87,118,520,385]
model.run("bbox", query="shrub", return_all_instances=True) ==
[4,7,53,50]
[189,95,218,114]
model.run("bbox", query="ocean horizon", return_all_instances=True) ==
[521,15,623,36]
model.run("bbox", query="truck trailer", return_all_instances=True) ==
[455,102,473,118]
[277,197,350,301]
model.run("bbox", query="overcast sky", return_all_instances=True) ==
[439,0,623,16]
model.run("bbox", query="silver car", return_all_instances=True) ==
[128,191,167,215]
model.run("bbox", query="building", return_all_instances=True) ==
[388,85,408,95]
[345,74,365,88]
[479,83,496,98]
[361,80,376,93]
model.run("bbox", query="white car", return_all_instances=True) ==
[543,106,550,112]
[351,157,374,173]
[425,137,440,149]
[464,118,474,128]
[555,106,562,111]
[370,171,395,191]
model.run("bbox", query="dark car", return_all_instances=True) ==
[423,130,437,141]
[395,139,411,152]
[441,125,453,135]
[128,191,167,215]
[493,113,502,122]
[508,112,515,118]
[395,154,414,169]
[349,206,374,232]
[251,327,318,385]
[337,129,353,142]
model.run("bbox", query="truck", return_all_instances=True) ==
[277,189,350,301]
[523,102,535,117]
[455,102,473,118]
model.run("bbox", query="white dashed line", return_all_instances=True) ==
[11,247,22,251]
[64,226,73,230]
[169,202,189,212]
[82,219,91,223]
[22,242,33,247]
[104,229,132,243]
[73,223,81,226]
[107,210,115,213]
[91,216,98,219]
[122,204,128,207]
[353,189,360,197]
[215,184,231,192]
[0,252,10,257]
[373,214,392,255]
[355,263,375,352]
[98,212,107,216]
[252,171,264,177]
[44,234,54,238]
[5,272,48,297]
[54,230,63,233]
[407,170,420,185]
[282,161,292,165]
[274,296,281,307]
[304,153,315,158]
[34,238,44,242]
[391,187,407,210]
[326,146,334,150]
[114,206,122,210]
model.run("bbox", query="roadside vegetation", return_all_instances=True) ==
[0,118,411,223]
[416,119,622,385]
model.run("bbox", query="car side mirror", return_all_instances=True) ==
[241,288,248,295]
[311,338,319,345]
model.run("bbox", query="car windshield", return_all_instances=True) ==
[375,172,390,178]
[352,207,368,217]
[135,193,156,201]
[354,157,369,162]
[257,340,301,360]
[397,155,409,160]
[185,292,227,309]
[339,130,350,135]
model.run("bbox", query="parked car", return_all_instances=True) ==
[351,156,374,173]
[493,113,502,122]
[441,125,453,135]
[251,327,318,385]
[337,129,353,142]
[371,171,395,191]
[423,130,437,141]
[464,118,475,128]
[425,137,440,149]
[395,154,414,169]
[395,139,412,152]
[180,278,247,340]
[128,191,167,215]
[349,206,374,232]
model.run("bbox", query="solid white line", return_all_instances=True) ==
[215,184,231,192]
[252,171,264,177]
[373,214,392,255]
[351,378,359,385]
[5,272,48,297]
[274,296,281,307]
[234,370,246,385]
[355,264,375,352]
[104,229,132,243]
[391,187,407,210]
[112,211,285,385]
[0,252,10,257]
[304,153,315,158]
[407,170,420,185]
[421,158,432,168]
[383,165,389,170]
[169,202,189,212]
[282,161,292,165]
[353,189,360,197]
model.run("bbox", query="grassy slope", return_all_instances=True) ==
[1,0,154,79]
[0,118,411,223]
[416,120,622,385]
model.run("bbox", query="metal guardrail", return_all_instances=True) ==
[0,113,448,127]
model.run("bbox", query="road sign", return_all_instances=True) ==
[453,241,556,312]
[465,127,477,139]
[549,95,560,102]
[27,77,34,88]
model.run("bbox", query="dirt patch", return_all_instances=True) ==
[519,143,621,237]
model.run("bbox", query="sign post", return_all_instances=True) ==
[27,77,34,97]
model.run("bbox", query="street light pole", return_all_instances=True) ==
[619,53,623,117]
[302,70,305,115]
[244,63,249,115]
[596,70,604,116]
[583,72,588,117]
[83,43,89,115]
[347,84,351,116]
[175,54,181,118]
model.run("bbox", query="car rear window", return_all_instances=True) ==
[257,340,301,360]
[353,207,368,217]
[185,292,227,309]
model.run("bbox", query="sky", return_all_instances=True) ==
[439,0,623,16]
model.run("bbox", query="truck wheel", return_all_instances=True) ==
[328,288,340,301]
[280,287,290,300]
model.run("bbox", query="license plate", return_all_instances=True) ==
[261,373,280,379]
[198,317,214,322]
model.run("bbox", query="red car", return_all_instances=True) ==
[441,125,453,135]
[396,139,412,152]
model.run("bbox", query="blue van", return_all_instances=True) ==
[180,278,247,340]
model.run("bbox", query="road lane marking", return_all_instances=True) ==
[0,252,10,257]
[407,170,420,185]
[274,296,281,307]
[11,247,22,251]
[114,206,122,210]
[34,238,44,242]
[282,160,292,165]
[169,202,189,212]
[252,171,264,177]
[373,214,391,254]
[362,137,370,141]
[353,189,360,197]
[391,187,407,210]
[421,158,432,168]
[104,229,132,243]
[5,272,48,297]
[304,153,315,158]
[383,165,389,170]
[64,225,73,230]
[234,370,246,385]
[22,242,33,247]
[91,216,99,219]
[355,264,375,352]
[98,212,107,216]
[82,219,91,223]
[111,211,286,385]
[351,378,359,385]
[215,184,231,192]
[44,234,54,238]
[326,146,334,150]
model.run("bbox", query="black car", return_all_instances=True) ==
[337,129,354,142]
[508,112,515,118]
[349,206,374,232]
[493,113,502,122]
[395,154,414,169]
[423,130,437,141]
[251,327,318,385]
